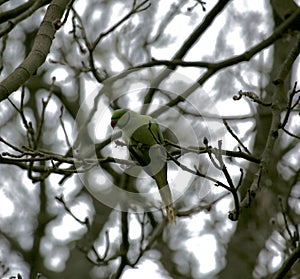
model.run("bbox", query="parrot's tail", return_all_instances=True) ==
[152,168,176,224]
[166,204,176,224]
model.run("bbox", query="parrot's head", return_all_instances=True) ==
[111,109,130,129]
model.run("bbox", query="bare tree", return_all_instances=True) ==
[0,0,299,278]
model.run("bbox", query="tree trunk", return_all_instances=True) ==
[218,1,297,277]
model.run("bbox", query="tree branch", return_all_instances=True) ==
[0,0,70,103]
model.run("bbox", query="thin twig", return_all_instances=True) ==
[223,119,251,154]
[55,194,90,227]
[91,0,151,50]
[233,90,272,106]
[35,77,56,148]
[59,106,72,149]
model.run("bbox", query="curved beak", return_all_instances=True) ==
[111,119,117,128]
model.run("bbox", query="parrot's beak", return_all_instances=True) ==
[111,119,117,128]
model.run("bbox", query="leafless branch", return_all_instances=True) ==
[233,90,272,107]
[151,8,300,118]
[59,106,72,149]
[55,194,90,228]
[273,244,300,279]
[0,0,71,102]
[223,119,251,154]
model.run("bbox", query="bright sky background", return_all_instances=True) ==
[1,0,299,278]
[35,0,294,277]
[46,1,234,277]
[82,1,255,278]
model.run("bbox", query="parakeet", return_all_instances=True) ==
[111,109,176,224]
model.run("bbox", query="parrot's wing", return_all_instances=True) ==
[128,142,149,166]
[128,118,166,171]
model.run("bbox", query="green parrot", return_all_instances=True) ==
[111,109,176,224]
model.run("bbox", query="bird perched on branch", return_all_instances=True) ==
[111,109,176,224]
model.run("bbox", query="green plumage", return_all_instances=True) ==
[111,109,175,223]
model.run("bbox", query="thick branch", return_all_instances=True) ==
[142,0,232,110]
[273,244,300,279]
[229,30,300,220]
[0,0,49,24]
[0,0,70,103]
[151,7,300,118]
